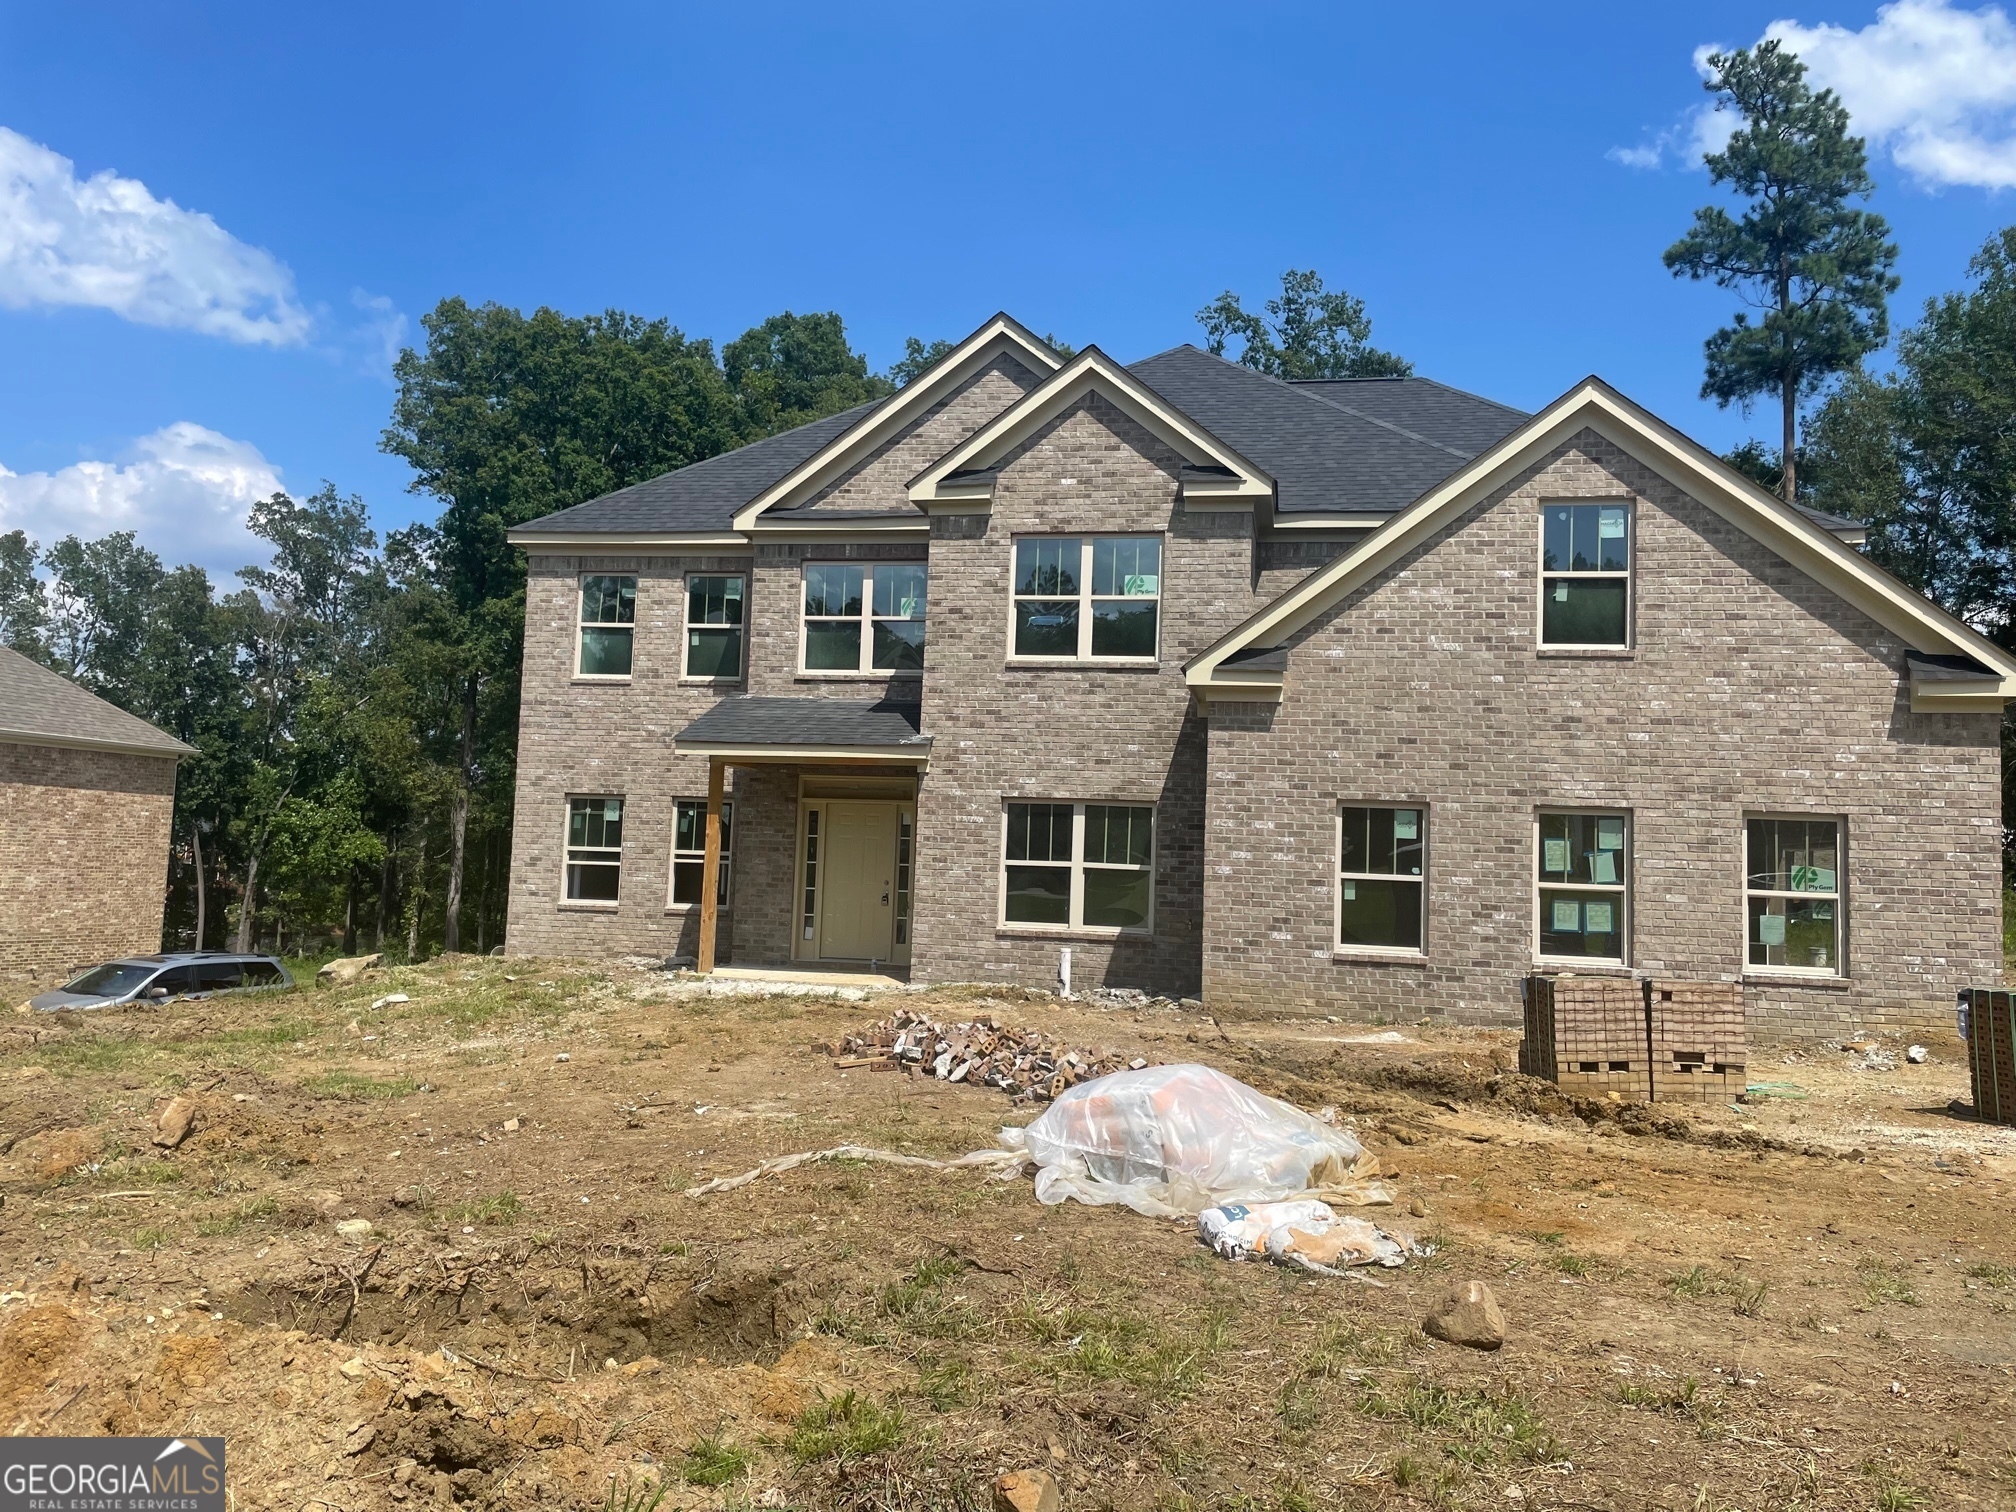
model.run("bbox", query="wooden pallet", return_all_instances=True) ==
[1961,987,2015,1126]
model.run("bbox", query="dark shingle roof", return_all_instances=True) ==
[675,696,930,751]
[512,401,885,536]
[1289,375,1530,457]
[0,648,193,756]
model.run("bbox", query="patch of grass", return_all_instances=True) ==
[680,1435,751,1487]
[1733,1277,1770,1318]
[302,1070,418,1100]
[1277,1378,1321,1433]
[1864,1462,1928,1511]
[1358,1378,1561,1467]
[32,1036,153,1076]
[1858,1258,1922,1307]
[448,1191,522,1227]
[785,1391,904,1464]
[130,1226,171,1251]
[1666,1264,1714,1297]
[1554,1251,1592,1277]
[1965,1261,2013,1287]
[1300,1319,1411,1375]
[915,1358,971,1411]
[1666,1264,1767,1314]
[195,1195,279,1237]
[1617,1376,1724,1434]
[601,1476,668,1512]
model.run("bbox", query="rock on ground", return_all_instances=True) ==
[316,954,383,987]
[994,1469,1062,1512]
[1422,1278,1505,1350]
[153,1096,198,1149]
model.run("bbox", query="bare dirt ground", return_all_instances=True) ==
[3,959,2014,1512]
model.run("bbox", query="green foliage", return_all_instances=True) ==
[724,310,892,431]
[1357,1378,1561,1467]
[1663,40,1898,501]
[600,1475,668,1512]
[1857,1258,1922,1307]
[302,1071,420,1101]
[679,1435,752,1487]
[1197,269,1411,379]
[785,1391,904,1463]
[447,1191,524,1226]
[888,336,956,388]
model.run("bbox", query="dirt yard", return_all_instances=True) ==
[3,959,2013,1512]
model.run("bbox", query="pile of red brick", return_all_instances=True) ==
[830,1008,1151,1100]
[1522,975,1746,1105]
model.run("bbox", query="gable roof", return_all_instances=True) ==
[1186,377,2016,712]
[0,647,194,757]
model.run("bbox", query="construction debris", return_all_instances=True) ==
[682,1142,1026,1198]
[831,1008,1152,1100]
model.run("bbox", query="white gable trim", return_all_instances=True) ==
[1185,378,2016,707]
[728,314,1063,531]
[907,347,1275,505]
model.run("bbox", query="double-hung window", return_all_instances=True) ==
[1001,802,1154,931]
[669,799,733,909]
[1537,810,1628,961]
[565,797,624,903]
[1746,816,1842,973]
[1540,503,1630,646]
[684,575,745,679]
[1012,536,1161,660]
[1337,805,1425,951]
[802,562,927,673]
[578,576,636,677]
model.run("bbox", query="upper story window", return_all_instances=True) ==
[565,796,624,903]
[1541,503,1630,647]
[1746,816,1842,974]
[684,574,745,680]
[1537,810,1627,962]
[1012,536,1161,661]
[1338,805,1425,953]
[802,562,927,674]
[578,576,636,677]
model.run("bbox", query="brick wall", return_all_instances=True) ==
[747,541,929,703]
[0,740,177,980]
[803,356,1040,513]
[1202,430,2005,1038]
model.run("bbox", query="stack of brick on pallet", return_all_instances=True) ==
[1521,975,1651,1101]
[1648,979,1746,1103]
[1959,987,2015,1126]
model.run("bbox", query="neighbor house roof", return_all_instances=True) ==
[0,647,195,757]
[673,696,931,764]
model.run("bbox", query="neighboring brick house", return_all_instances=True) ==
[0,647,192,981]
[505,315,2014,1035]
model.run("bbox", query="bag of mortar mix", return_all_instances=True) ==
[998,1063,1390,1218]
[1198,1199,1410,1274]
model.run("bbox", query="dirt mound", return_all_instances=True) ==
[0,1303,87,1425]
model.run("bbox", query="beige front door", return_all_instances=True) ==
[819,801,897,961]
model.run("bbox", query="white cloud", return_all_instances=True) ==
[347,288,409,376]
[0,126,313,344]
[0,423,285,578]
[1613,1,2016,190]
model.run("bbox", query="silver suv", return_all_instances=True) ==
[25,952,292,1012]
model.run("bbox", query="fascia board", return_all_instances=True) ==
[672,742,931,767]
[0,728,193,759]
[508,531,750,550]
[730,319,1063,531]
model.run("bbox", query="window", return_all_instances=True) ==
[578,575,636,677]
[1338,806,1425,951]
[1537,811,1627,961]
[1012,536,1161,660]
[1001,802,1154,931]
[193,960,243,993]
[143,966,195,999]
[1541,503,1630,646]
[669,800,733,909]
[565,797,624,902]
[895,811,914,946]
[802,562,927,674]
[801,810,821,941]
[684,575,745,679]
[1746,817,1842,973]
[240,960,285,987]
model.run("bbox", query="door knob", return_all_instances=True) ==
[881,892,890,906]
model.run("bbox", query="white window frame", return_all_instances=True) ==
[1335,803,1428,956]
[681,572,746,683]
[797,560,928,677]
[1538,500,1633,649]
[575,574,637,680]
[563,795,624,907]
[997,801,1155,936]
[1744,813,1845,977]
[666,799,734,912]
[1008,535,1163,663]
[1533,808,1630,965]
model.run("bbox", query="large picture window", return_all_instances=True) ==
[1001,802,1154,931]
[1746,816,1842,973]
[1012,536,1161,660]
[669,800,734,909]
[1541,503,1630,646]
[565,797,624,903]
[1537,810,1627,961]
[1338,805,1425,951]
[684,575,745,679]
[802,562,927,674]
[578,576,636,677]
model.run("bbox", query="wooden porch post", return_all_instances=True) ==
[697,758,726,974]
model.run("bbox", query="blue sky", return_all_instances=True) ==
[3,1,2016,579]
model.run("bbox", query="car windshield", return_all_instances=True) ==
[60,963,158,997]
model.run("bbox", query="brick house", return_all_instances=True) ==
[0,647,192,981]
[504,315,2013,1034]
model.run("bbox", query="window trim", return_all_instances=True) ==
[796,560,928,678]
[1533,807,1630,966]
[1743,812,1846,978]
[665,798,734,913]
[1007,534,1164,665]
[681,571,747,684]
[562,794,625,910]
[997,800,1156,937]
[1537,500,1633,650]
[1335,802,1428,957]
[574,573,637,681]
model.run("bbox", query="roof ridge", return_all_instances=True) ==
[1297,372,1531,422]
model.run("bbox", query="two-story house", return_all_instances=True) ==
[504,314,2014,1036]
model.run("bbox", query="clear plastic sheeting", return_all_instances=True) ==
[999,1063,1391,1217]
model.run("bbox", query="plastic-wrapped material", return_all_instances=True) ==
[999,1063,1390,1217]
[1198,1200,1410,1274]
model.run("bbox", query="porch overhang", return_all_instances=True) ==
[673,696,933,768]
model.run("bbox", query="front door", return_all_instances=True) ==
[819,801,897,961]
